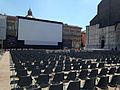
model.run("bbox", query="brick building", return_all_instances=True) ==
[81,31,86,49]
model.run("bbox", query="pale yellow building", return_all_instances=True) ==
[63,24,82,49]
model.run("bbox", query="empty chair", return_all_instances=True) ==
[116,67,120,73]
[113,60,119,64]
[54,65,63,73]
[65,60,71,65]
[27,65,36,71]
[109,75,120,90]
[49,83,63,90]
[65,71,77,82]
[18,76,32,87]
[81,64,88,69]
[78,69,88,80]
[15,65,25,71]
[39,64,46,70]
[52,72,64,84]
[81,78,96,90]
[73,63,80,70]
[79,61,85,65]
[96,76,109,90]
[64,64,71,71]
[16,69,28,77]
[36,74,49,88]
[34,61,40,66]
[97,63,104,68]
[31,68,41,76]
[86,60,91,65]
[89,63,97,69]
[108,67,116,75]
[57,61,64,66]
[44,66,53,74]
[98,68,108,76]
[88,69,98,78]
[67,81,80,90]
[109,75,119,88]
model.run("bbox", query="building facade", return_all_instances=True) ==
[63,24,82,49]
[4,16,17,48]
[0,9,82,49]
[0,14,7,49]
[87,0,120,50]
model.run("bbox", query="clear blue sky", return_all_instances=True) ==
[0,0,101,30]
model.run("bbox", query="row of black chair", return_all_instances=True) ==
[12,75,120,90]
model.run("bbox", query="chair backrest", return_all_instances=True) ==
[16,69,28,77]
[89,69,98,78]
[31,68,41,76]
[82,78,95,90]
[44,66,53,74]
[99,68,108,76]
[18,76,32,87]
[64,64,71,71]
[49,83,63,90]
[89,63,97,69]
[52,72,64,83]
[67,81,80,90]
[97,63,104,68]
[81,64,88,69]
[66,71,76,81]
[109,75,119,87]
[73,64,80,70]
[116,67,120,73]
[79,70,88,80]
[37,74,49,85]
[55,65,63,73]
[97,76,109,89]
[108,67,116,75]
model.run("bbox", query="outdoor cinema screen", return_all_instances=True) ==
[18,17,62,45]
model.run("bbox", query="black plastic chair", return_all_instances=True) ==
[82,78,96,90]
[44,66,53,74]
[97,63,104,68]
[81,64,88,69]
[88,69,98,78]
[18,76,32,87]
[36,74,49,88]
[52,72,64,84]
[96,76,109,90]
[67,81,80,90]
[78,69,88,80]
[31,68,41,76]
[98,68,108,76]
[109,75,120,89]
[64,64,71,71]
[49,83,63,90]
[54,65,63,73]
[89,63,97,69]
[73,63,80,70]
[16,69,28,77]
[108,67,116,75]
[116,67,120,73]
[65,71,77,82]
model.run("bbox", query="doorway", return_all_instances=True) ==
[101,40,105,48]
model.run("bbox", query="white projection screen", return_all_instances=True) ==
[18,18,62,45]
